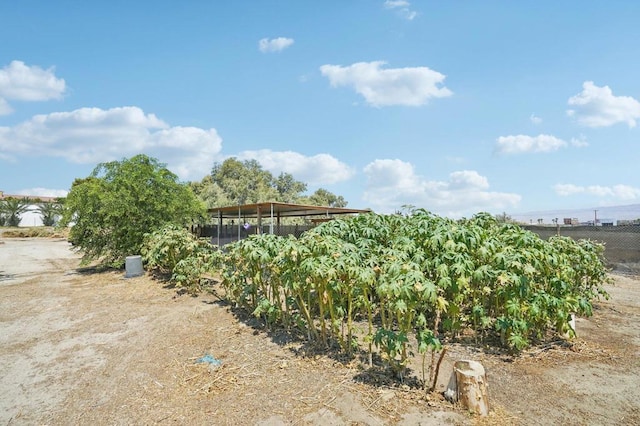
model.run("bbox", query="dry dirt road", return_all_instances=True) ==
[1,238,639,425]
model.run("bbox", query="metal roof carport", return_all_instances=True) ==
[207,202,371,245]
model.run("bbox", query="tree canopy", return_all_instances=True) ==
[60,154,205,266]
[0,197,31,227]
[37,201,63,226]
[190,158,347,208]
[305,188,347,208]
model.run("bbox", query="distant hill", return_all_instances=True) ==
[510,204,640,225]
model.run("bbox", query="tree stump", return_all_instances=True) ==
[444,360,489,416]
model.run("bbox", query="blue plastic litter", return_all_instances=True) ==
[196,354,222,366]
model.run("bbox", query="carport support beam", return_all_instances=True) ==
[217,211,222,246]
[257,206,262,235]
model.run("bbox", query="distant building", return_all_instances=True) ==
[600,218,616,227]
[563,218,579,225]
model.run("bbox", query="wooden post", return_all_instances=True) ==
[444,360,489,416]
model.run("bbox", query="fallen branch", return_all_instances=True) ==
[429,346,448,393]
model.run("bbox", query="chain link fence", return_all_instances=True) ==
[196,224,315,246]
[522,224,640,275]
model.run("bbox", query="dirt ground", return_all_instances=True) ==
[1,238,639,426]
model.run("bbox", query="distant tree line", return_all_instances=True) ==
[189,158,347,209]
[54,154,350,267]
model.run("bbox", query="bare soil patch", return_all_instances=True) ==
[1,238,638,425]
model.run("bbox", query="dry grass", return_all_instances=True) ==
[0,226,69,238]
[2,240,639,425]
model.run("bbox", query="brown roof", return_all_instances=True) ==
[208,201,370,219]
[0,192,59,203]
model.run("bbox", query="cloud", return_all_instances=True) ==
[530,114,542,124]
[237,149,355,185]
[495,134,569,154]
[448,170,489,190]
[258,37,294,53]
[383,0,417,20]
[384,0,410,7]
[553,184,584,197]
[570,135,589,147]
[445,155,467,165]
[0,98,12,115]
[0,106,223,181]
[554,183,640,200]
[362,159,521,216]
[0,60,66,115]
[320,61,451,107]
[14,188,69,198]
[567,81,640,128]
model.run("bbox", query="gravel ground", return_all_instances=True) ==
[1,237,638,425]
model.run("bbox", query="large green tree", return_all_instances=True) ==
[60,154,205,266]
[188,175,231,209]
[274,172,307,203]
[194,157,346,208]
[210,158,278,204]
[302,188,347,208]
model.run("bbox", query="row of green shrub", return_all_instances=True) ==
[141,211,611,376]
[141,225,220,294]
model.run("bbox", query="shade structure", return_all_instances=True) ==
[207,202,371,245]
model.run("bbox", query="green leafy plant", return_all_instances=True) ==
[59,154,205,267]
[172,248,220,295]
[218,209,611,384]
[142,224,220,294]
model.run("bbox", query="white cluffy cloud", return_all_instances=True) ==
[567,81,640,128]
[0,106,223,181]
[14,187,69,198]
[495,134,566,154]
[320,61,451,107]
[362,159,520,217]
[383,0,417,20]
[237,149,355,186]
[554,183,640,201]
[0,60,66,115]
[258,37,294,53]
[0,98,11,115]
[384,0,409,6]
[530,114,542,124]
[495,134,587,154]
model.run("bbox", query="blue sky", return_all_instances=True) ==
[1,1,639,218]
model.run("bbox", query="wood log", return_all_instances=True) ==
[444,360,489,416]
